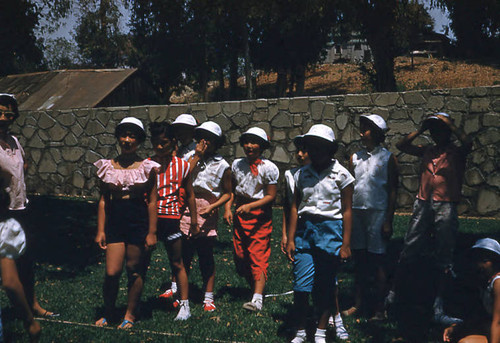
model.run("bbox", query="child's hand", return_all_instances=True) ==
[382,221,393,240]
[224,211,233,226]
[339,244,351,260]
[189,222,200,237]
[145,233,157,250]
[195,139,207,157]
[419,119,431,133]
[281,234,288,254]
[235,204,252,215]
[442,325,455,342]
[436,114,453,127]
[199,205,214,218]
[285,240,295,261]
[95,232,107,250]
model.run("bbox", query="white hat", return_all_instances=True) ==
[172,113,197,127]
[425,112,452,123]
[240,127,270,149]
[360,114,389,132]
[195,121,222,137]
[116,117,145,133]
[472,238,500,256]
[303,124,336,143]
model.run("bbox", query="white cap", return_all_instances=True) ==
[196,121,222,137]
[240,127,270,148]
[304,124,336,143]
[472,238,500,256]
[116,117,145,134]
[360,114,389,132]
[425,112,452,123]
[172,113,197,127]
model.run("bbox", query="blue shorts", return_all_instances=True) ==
[295,218,343,255]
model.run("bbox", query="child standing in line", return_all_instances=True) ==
[149,122,199,320]
[393,112,472,326]
[158,114,197,300]
[224,127,279,312]
[283,134,349,342]
[180,121,232,312]
[286,124,354,343]
[345,114,398,320]
[94,117,159,329]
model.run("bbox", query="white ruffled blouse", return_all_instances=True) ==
[94,159,160,192]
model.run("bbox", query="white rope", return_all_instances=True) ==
[264,290,293,297]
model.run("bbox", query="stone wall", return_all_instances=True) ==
[13,86,500,217]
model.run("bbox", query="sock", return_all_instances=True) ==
[171,281,178,293]
[252,293,263,303]
[315,328,327,342]
[295,329,306,338]
[180,299,189,307]
[434,296,443,313]
[335,313,343,324]
[204,292,214,302]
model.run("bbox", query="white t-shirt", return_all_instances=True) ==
[352,146,392,210]
[284,166,300,208]
[232,157,279,200]
[483,273,500,315]
[177,141,197,161]
[295,160,354,219]
[191,154,230,198]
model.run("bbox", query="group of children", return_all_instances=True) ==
[0,92,497,343]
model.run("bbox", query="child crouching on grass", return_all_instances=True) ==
[180,121,231,312]
[286,124,354,343]
[224,127,279,312]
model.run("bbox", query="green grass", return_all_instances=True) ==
[0,196,499,342]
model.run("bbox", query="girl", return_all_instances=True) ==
[150,122,199,321]
[224,127,279,312]
[346,114,398,320]
[286,124,354,343]
[180,121,231,312]
[94,117,159,329]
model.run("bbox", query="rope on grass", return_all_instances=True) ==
[36,317,248,343]
[264,290,293,298]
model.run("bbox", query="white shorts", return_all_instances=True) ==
[351,209,387,254]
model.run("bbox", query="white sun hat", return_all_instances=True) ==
[303,124,336,143]
[116,117,145,133]
[360,114,389,132]
[239,127,270,149]
[471,238,500,256]
[195,121,222,137]
[425,112,452,123]
[172,113,198,127]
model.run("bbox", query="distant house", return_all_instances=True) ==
[410,31,452,58]
[324,32,373,64]
[0,68,157,111]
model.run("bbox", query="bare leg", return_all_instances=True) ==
[254,272,266,295]
[167,238,189,301]
[123,244,145,325]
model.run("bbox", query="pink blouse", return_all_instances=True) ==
[0,136,27,211]
[94,159,160,192]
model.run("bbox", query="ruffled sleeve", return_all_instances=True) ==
[0,218,26,259]
[94,159,160,190]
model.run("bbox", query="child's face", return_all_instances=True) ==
[304,138,331,166]
[174,125,194,146]
[152,133,176,157]
[241,136,262,160]
[296,148,310,166]
[197,132,217,154]
[118,129,140,154]
[0,104,15,131]
[359,120,373,145]
[429,123,451,146]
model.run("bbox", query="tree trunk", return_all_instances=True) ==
[294,64,306,95]
[243,25,254,99]
[276,68,287,97]
[229,53,238,100]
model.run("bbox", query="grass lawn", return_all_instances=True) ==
[0,196,498,342]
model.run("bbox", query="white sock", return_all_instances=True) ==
[180,299,189,307]
[252,293,263,303]
[315,328,327,343]
[434,296,443,312]
[204,292,214,302]
[335,313,343,324]
[171,281,178,293]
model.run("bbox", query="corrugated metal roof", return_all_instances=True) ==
[0,68,137,110]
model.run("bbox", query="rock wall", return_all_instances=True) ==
[13,86,500,217]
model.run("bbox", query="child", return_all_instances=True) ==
[224,127,279,312]
[94,117,159,329]
[346,114,398,320]
[394,112,472,326]
[0,185,40,342]
[149,122,199,320]
[158,113,197,299]
[180,121,231,312]
[283,134,349,342]
[286,124,354,343]
[0,93,57,319]
[443,238,500,343]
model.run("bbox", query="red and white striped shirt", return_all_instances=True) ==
[156,156,190,218]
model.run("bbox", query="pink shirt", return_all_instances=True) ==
[417,144,465,202]
[0,136,27,210]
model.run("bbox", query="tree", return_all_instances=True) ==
[44,38,81,70]
[0,0,44,76]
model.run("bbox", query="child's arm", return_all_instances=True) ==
[199,168,232,217]
[436,114,473,154]
[396,121,430,157]
[235,184,277,214]
[340,184,353,260]
[95,184,107,250]
[188,139,207,172]
[281,209,288,254]
[184,171,199,236]
[145,172,158,249]
[224,173,236,225]
[382,154,399,239]
[285,190,299,262]
[491,278,500,343]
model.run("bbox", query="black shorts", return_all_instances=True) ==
[157,217,182,243]
[106,198,148,245]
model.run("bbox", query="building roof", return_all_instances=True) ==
[0,68,137,111]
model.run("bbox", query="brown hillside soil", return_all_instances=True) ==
[253,56,500,97]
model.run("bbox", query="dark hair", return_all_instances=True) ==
[360,117,385,145]
[0,94,19,119]
[194,129,225,149]
[470,248,500,270]
[303,136,338,158]
[115,123,146,143]
[239,134,270,150]
[149,121,176,140]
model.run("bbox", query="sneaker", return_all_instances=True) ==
[242,300,262,312]
[172,299,180,308]
[203,300,216,312]
[328,315,335,327]
[174,301,191,321]
[159,288,175,299]
[433,312,463,326]
[341,306,358,317]
[291,331,307,343]
[335,319,349,340]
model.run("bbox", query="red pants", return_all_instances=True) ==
[233,204,272,281]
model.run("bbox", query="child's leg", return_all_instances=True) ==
[369,252,388,317]
[181,235,195,275]
[349,249,367,314]
[312,251,338,330]
[197,237,215,293]
[1,257,41,341]
[166,238,189,301]
[97,243,125,325]
[123,244,146,325]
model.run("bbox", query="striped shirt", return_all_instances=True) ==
[156,156,190,218]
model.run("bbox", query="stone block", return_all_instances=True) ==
[39,152,57,173]
[336,114,349,131]
[62,147,86,162]
[148,105,168,122]
[30,149,41,165]
[323,103,336,119]
[38,112,56,130]
[371,107,389,120]
[397,191,414,208]
[27,134,44,148]
[289,98,309,113]
[86,120,106,135]
[271,112,292,128]
[85,150,102,164]
[273,130,287,141]
[477,128,500,145]
[255,99,268,108]
[310,101,324,120]
[340,123,356,143]
[268,104,278,121]
[48,123,67,141]
[50,148,61,163]
[231,113,250,128]
[389,120,416,135]
[129,106,149,119]
[96,111,111,127]
[464,87,488,97]
[373,92,399,106]
[490,86,500,95]
[481,160,496,174]
[293,115,303,126]
[167,105,190,120]
[446,97,468,112]
[470,98,490,113]
[241,101,255,114]
[221,101,241,116]
[213,114,232,132]
[484,113,500,127]
[344,94,372,107]
[252,109,268,121]
[206,102,221,118]
[228,130,240,144]
[271,145,290,164]
[464,117,480,134]
[70,122,84,137]
[72,171,85,189]
[391,109,408,120]
[426,96,445,110]
[465,168,485,186]
[58,112,76,126]
[402,175,419,192]
[402,92,426,105]
[21,126,36,140]
[477,189,500,215]
[98,134,117,145]
[449,88,464,96]
[278,98,290,110]
[487,173,500,189]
